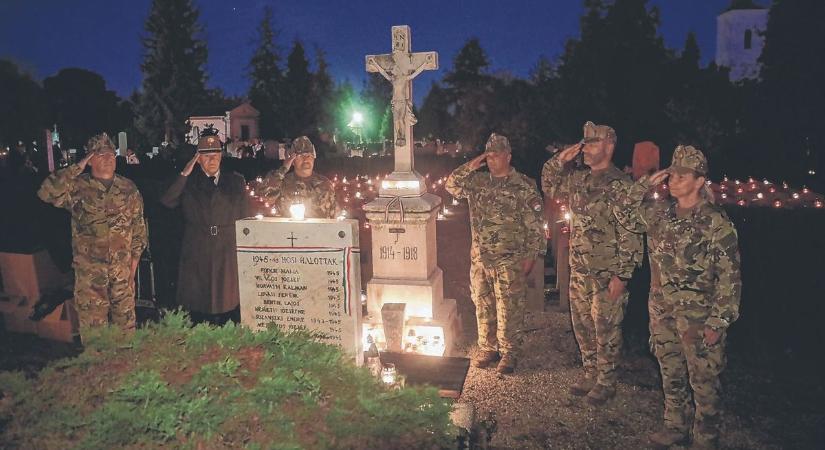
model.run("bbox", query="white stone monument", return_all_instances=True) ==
[235,218,363,365]
[362,26,459,357]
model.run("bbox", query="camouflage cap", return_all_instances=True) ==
[582,121,617,144]
[197,127,223,153]
[484,133,511,153]
[670,145,708,176]
[291,136,316,157]
[87,133,116,154]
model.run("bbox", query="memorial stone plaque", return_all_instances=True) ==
[236,218,363,365]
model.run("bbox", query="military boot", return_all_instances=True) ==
[496,353,516,374]
[648,428,688,448]
[584,383,616,406]
[471,350,500,368]
[568,376,597,396]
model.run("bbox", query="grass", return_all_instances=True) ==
[0,311,457,449]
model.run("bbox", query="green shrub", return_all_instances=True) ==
[0,310,456,449]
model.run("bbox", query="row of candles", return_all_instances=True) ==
[245,172,822,225]
[245,172,459,223]
[646,177,824,209]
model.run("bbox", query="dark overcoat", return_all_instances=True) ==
[161,169,249,314]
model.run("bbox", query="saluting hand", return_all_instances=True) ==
[282,154,297,172]
[181,152,200,176]
[649,169,670,185]
[78,151,95,171]
[468,153,488,171]
[557,141,584,163]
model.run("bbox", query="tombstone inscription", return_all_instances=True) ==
[236,218,363,365]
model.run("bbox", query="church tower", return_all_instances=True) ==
[716,0,769,81]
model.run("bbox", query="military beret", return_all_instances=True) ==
[670,145,708,176]
[484,133,511,153]
[582,121,617,143]
[87,133,116,155]
[290,136,316,157]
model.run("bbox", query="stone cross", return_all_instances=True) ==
[366,25,438,174]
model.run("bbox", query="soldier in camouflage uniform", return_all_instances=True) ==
[38,133,147,341]
[446,133,546,374]
[259,136,337,219]
[542,122,643,404]
[613,146,741,449]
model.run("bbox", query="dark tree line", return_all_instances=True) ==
[416,0,823,188]
[0,0,821,189]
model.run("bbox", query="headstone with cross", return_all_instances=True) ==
[362,26,460,357]
[235,217,364,365]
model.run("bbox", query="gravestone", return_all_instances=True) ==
[362,26,459,357]
[118,132,127,157]
[235,218,363,365]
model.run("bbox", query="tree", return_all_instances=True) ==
[663,33,737,176]
[282,41,314,138]
[134,0,209,145]
[554,0,671,166]
[311,46,336,135]
[361,73,392,142]
[43,68,130,150]
[444,38,494,150]
[0,60,48,146]
[248,6,284,140]
[417,82,453,141]
[758,0,825,187]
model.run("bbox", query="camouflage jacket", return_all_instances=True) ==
[613,176,742,330]
[259,166,338,219]
[446,163,546,266]
[38,163,147,265]
[542,156,642,279]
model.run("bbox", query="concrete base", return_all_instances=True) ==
[363,297,460,357]
[367,268,444,318]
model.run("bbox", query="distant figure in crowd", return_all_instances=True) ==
[38,132,147,342]
[160,127,249,325]
[613,146,741,449]
[259,136,337,219]
[542,121,643,405]
[446,133,546,374]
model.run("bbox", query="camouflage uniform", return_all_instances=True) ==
[37,133,148,339]
[259,136,337,219]
[446,134,546,361]
[541,122,643,388]
[613,146,741,447]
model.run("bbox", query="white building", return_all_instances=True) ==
[186,102,260,145]
[716,2,769,81]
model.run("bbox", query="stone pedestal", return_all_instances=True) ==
[363,191,460,356]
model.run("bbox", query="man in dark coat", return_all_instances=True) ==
[160,128,249,325]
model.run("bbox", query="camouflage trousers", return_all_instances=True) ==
[649,290,726,446]
[569,271,629,386]
[74,260,136,341]
[470,259,527,358]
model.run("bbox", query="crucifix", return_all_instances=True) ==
[366,25,438,177]
[287,232,298,247]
